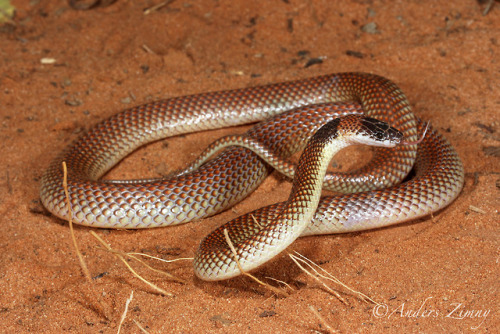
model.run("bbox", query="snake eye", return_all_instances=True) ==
[375,131,385,141]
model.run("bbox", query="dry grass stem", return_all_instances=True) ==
[141,44,155,54]
[133,319,151,333]
[483,0,496,15]
[90,231,172,296]
[265,276,295,291]
[223,228,288,297]
[63,162,111,320]
[290,252,378,305]
[97,247,187,284]
[308,305,337,334]
[127,252,193,263]
[143,0,174,15]
[469,205,486,214]
[63,162,92,283]
[289,253,346,304]
[251,214,265,229]
[117,290,134,334]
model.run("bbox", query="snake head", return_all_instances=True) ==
[353,116,403,148]
[311,115,403,150]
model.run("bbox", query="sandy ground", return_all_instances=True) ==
[0,0,498,333]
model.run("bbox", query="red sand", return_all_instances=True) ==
[1,1,498,332]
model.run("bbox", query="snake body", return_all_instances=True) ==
[39,73,464,281]
[195,115,405,280]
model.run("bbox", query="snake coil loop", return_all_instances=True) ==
[39,73,464,280]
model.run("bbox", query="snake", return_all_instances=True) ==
[39,72,464,281]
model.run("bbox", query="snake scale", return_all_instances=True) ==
[39,73,464,280]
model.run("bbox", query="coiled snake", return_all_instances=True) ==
[39,73,464,280]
